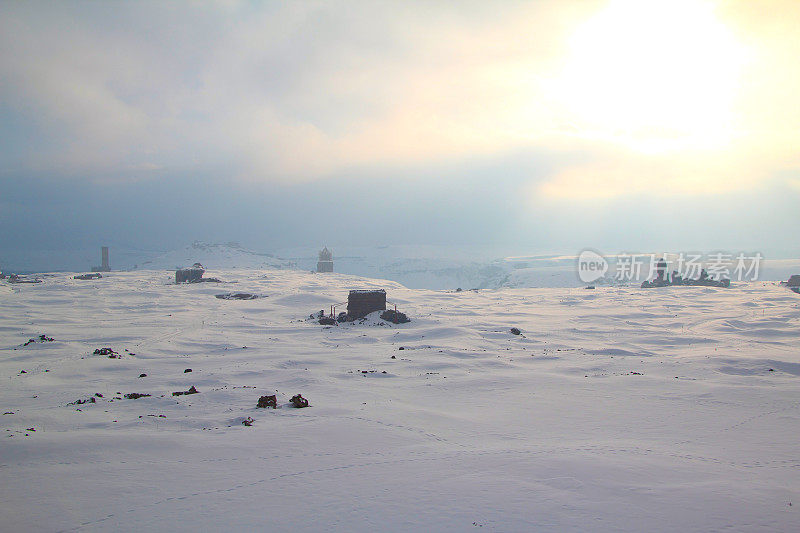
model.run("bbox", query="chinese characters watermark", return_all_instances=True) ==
[576,250,763,284]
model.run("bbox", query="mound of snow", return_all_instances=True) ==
[135,241,295,271]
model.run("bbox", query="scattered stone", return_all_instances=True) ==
[26,427,35,432]
[215,293,258,300]
[184,368,192,373]
[398,346,405,350]
[318,316,336,325]
[19,370,26,374]
[7,274,42,284]
[172,386,199,396]
[391,355,396,359]
[380,309,410,324]
[290,394,309,408]
[257,395,277,409]
[95,393,103,397]
[510,328,521,335]
[139,373,147,378]
[69,397,97,405]
[23,334,54,346]
[3,412,14,415]
[93,347,118,357]
[242,417,255,426]
[124,393,151,400]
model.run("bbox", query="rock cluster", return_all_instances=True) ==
[215,293,258,300]
[74,273,102,280]
[380,309,410,324]
[290,394,309,408]
[257,395,277,409]
[24,334,54,346]
[94,347,120,358]
[124,393,151,400]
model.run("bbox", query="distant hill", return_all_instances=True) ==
[134,241,295,271]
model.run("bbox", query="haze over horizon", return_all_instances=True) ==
[2,0,799,266]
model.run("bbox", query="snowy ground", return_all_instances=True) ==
[1,270,799,532]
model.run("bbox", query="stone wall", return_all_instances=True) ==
[347,289,386,319]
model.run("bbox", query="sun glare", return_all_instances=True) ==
[549,0,749,154]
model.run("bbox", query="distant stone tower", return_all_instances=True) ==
[317,246,333,273]
[92,246,111,272]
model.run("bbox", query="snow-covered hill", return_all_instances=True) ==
[134,241,295,271]
[280,246,800,290]
[276,245,577,289]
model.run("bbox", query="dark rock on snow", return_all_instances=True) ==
[24,334,54,346]
[124,393,151,400]
[215,293,258,300]
[74,273,102,280]
[257,395,277,409]
[290,394,309,408]
[380,309,410,323]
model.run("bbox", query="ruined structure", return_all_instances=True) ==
[783,274,800,288]
[317,247,333,273]
[176,263,206,283]
[92,246,111,272]
[74,273,102,280]
[347,289,386,319]
[641,268,730,288]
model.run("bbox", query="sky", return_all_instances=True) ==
[1,0,799,267]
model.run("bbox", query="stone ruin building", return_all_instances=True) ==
[317,246,333,273]
[347,289,386,319]
[92,246,111,272]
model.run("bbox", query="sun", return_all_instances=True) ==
[549,0,749,154]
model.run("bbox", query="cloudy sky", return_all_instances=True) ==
[1,0,799,264]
